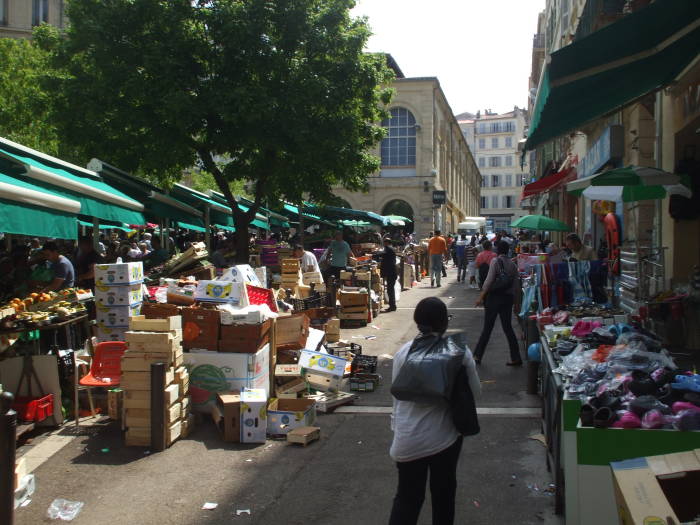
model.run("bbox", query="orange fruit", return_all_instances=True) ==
[30,293,39,299]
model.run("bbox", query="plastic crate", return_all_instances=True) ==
[291,293,332,312]
[246,284,279,312]
[13,393,54,423]
[352,355,378,374]
[349,373,381,392]
[327,342,362,359]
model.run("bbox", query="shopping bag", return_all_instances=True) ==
[390,333,465,403]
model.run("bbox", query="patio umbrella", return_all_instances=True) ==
[510,214,570,232]
[384,215,412,223]
[567,166,691,202]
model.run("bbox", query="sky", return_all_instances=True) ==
[351,0,546,116]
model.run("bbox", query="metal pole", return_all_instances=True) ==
[150,363,166,452]
[0,391,17,525]
[298,201,305,248]
[92,217,100,251]
[204,206,211,251]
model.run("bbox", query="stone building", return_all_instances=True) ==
[0,0,67,38]
[334,76,481,239]
[460,108,529,232]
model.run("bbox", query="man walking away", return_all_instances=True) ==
[465,238,479,289]
[428,230,448,288]
[455,235,467,282]
[380,237,398,312]
[475,240,497,289]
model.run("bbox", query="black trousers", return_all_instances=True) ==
[385,275,397,309]
[323,265,342,283]
[389,437,463,525]
[474,294,521,362]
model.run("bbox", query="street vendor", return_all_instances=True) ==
[293,244,321,274]
[565,233,597,261]
[321,231,352,281]
[40,241,75,292]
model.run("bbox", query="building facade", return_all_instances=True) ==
[460,108,529,232]
[0,0,66,39]
[334,77,481,239]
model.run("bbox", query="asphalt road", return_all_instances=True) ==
[15,264,560,525]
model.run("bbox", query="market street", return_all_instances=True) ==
[14,268,559,525]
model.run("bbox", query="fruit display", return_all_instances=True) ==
[0,288,91,331]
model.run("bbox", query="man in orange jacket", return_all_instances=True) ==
[428,230,448,287]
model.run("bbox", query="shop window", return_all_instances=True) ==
[380,107,417,167]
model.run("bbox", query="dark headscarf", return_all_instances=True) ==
[414,297,449,334]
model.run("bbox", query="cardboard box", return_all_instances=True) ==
[194,280,248,306]
[141,303,180,319]
[122,384,179,409]
[218,320,271,353]
[95,283,144,307]
[184,344,271,411]
[95,261,144,286]
[219,264,262,287]
[125,329,182,347]
[129,315,182,332]
[339,271,353,280]
[218,307,267,325]
[276,314,310,349]
[325,318,340,334]
[254,267,267,287]
[212,392,241,442]
[267,398,316,436]
[299,349,347,378]
[276,377,307,397]
[182,308,220,349]
[96,302,142,327]
[120,367,175,390]
[303,371,341,392]
[107,388,123,420]
[611,449,700,525]
[95,323,128,342]
[240,389,267,443]
[287,426,321,446]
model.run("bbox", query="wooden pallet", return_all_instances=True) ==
[287,426,321,447]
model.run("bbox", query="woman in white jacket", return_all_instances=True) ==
[389,297,481,525]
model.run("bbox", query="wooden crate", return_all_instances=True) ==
[121,350,183,372]
[129,315,182,332]
[125,330,182,346]
[287,426,320,447]
[123,384,179,409]
[125,420,182,447]
[120,367,175,390]
[281,258,301,273]
[338,291,368,307]
[124,401,181,428]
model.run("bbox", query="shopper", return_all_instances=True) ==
[475,240,497,289]
[465,238,479,289]
[293,244,321,274]
[389,297,481,525]
[40,241,75,292]
[321,231,352,282]
[75,237,104,289]
[565,233,597,261]
[428,230,448,288]
[455,234,467,282]
[473,241,522,366]
[380,237,398,312]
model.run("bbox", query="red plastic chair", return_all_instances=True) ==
[79,341,126,387]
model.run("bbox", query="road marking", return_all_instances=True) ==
[334,406,540,417]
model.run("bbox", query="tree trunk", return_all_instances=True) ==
[234,223,250,264]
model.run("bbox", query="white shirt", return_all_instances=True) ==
[390,337,481,462]
[300,251,320,273]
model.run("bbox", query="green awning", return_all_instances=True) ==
[270,216,290,228]
[251,219,269,230]
[525,0,700,151]
[216,224,236,232]
[0,148,146,225]
[78,220,132,233]
[0,198,77,239]
[303,204,389,226]
[281,203,338,227]
[177,221,207,232]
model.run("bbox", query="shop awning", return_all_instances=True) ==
[524,0,700,151]
[88,159,204,226]
[303,205,389,226]
[0,170,79,239]
[78,219,132,233]
[280,203,338,227]
[521,167,576,199]
[0,148,145,225]
[177,221,207,232]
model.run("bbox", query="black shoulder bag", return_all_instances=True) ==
[450,365,480,436]
[488,257,514,295]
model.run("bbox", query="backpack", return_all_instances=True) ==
[489,257,514,295]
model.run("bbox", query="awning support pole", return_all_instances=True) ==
[204,206,211,250]
[92,217,99,250]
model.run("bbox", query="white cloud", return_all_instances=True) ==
[352,0,546,115]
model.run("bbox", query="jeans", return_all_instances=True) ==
[457,256,467,281]
[389,437,463,525]
[474,293,521,363]
[385,275,397,309]
[430,254,443,286]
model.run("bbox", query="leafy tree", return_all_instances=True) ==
[0,25,62,156]
[52,0,393,261]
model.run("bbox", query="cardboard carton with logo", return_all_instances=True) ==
[267,398,316,437]
[240,389,268,443]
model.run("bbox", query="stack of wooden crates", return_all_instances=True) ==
[337,290,370,326]
[280,258,303,291]
[122,315,194,447]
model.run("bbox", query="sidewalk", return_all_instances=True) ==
[14,265,561,525]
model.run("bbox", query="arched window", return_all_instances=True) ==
[381,107,416,167]
[381,199,414,234]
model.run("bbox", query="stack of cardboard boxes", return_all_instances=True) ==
[121,315,193,446]
[337,289,370,326]
[94,261,144,342]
